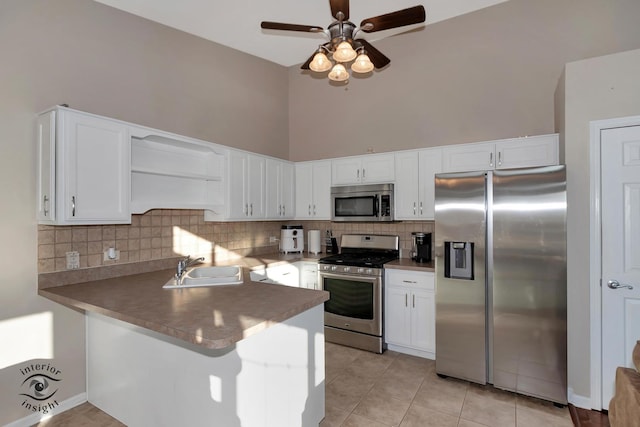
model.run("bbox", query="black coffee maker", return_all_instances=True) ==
[411,232,432,263]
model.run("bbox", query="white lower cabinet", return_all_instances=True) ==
[250,261,319,289]
[300,261,319,290]
[385,269,435,358]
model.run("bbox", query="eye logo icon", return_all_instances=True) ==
[18,362,63,415]
[21,374,60,401]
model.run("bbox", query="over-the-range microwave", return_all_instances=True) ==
[331,183,394,222]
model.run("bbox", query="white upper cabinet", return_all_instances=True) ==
[225,150,265,220]
[37,107,131,225]
[442,134,559,173]
[395,148,442,220]
[494,135,559,169]
[295,160,331,220]
[36,111,56,223]
[331,153,395,185]
[265,158,294,219]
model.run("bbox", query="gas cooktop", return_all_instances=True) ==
[318,234,399,269]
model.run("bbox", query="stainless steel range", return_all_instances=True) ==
[318,234,399,353]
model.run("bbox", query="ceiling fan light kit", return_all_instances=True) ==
[261,0,426,84]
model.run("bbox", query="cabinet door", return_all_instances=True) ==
[442,142,495,172]
[495,134,559,169]
[331,157,362,185]
[295,163,313,219]
[417,149,442,219]
[361,153,395,183]
[37,111,56,223]
[265,158,280,218]
[385,286,411,346]
[394,151,420,219]
[61,111,130,223]
[300,262,318,289]
[246,155,265,218]
[312,161,332,219]
[227,151,248,218]
[411,289,436,352]
[280,161,295,219]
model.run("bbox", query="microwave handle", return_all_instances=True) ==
[374,195,380,217]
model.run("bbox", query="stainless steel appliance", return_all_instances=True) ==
[411,232,432,263]
[280,225,304,253]
[331,184,394,222]
[434,166,567,405]
[319,234,399,353]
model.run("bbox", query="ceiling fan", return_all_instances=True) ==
[261,0,426,82]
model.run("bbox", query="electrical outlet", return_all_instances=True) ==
[269,236,277,243]
[66,251,80,269]
[103,248,120,261]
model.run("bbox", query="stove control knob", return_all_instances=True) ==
[343,266,351,272]
[366,269,373,274]
[331,266,338,271]
[357,268,365,273]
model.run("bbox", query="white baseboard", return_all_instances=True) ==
[5,393,87,427]
[387,344,435,360]
[568,388,593,410]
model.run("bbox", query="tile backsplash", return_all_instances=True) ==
[37,209,434,273]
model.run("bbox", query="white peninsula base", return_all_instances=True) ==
[86,306,325,427]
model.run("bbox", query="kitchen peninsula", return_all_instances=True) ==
[39,266,329,427]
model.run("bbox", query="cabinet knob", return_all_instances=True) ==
[498,151,502,166]
[489,152,494,167]
[43,195,49,217]
[71,196,76,217]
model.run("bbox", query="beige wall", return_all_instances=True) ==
[3,0,640,422]
[558,48,640,402]
[0,0,288,423]
[288,0,640,161]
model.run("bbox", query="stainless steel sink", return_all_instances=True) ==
[163,266,243,289]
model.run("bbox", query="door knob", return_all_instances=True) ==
[607,280,634,290]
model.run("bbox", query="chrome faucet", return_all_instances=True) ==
[175,256,205,281]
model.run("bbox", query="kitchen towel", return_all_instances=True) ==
[308,230,321,254]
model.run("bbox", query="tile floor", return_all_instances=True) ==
[34,342,574,427]
[321,342,574,427]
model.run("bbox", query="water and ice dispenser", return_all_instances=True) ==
[444,241,474,280]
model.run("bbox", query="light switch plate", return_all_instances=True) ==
[66,251,80,269]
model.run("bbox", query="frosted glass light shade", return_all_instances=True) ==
[309,52,332,72]
[333,41,357,63]
[351,53,374,73]
[328,63,349,82]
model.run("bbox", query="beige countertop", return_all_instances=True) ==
[385,258,435,272]
[39,257,328,350]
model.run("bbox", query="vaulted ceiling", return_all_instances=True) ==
[94,0,510,67]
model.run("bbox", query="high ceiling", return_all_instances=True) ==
[94,0,509,67]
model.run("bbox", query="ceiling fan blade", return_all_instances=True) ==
[354,39,390,69]
[330,0,349,20]
[360,5,426,33]
[261,21,324,33]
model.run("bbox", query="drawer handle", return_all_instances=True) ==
[402,280,417,284]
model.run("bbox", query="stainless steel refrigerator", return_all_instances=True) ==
[434,165,567,404]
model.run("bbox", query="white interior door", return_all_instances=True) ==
[601,125,640,409]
